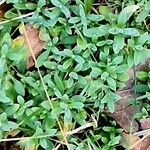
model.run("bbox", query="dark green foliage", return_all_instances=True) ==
[0,0,150,149]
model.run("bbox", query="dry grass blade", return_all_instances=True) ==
[0,12,34,24]
[0,134,52,142]
[67,121,96,136]
[134,129,150,136]
[17,10,71,150]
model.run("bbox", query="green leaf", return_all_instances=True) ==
[148,71,150,78]
[4,9,18,19]
[117,72,129,82]
[74,55,85,64]
[99,6,111,18]
[84,25,110,37]
[69,72,78,80]
[66,78,74,88]
[45,117,56,130]
[136,9,150,22]
[70,102,84,109]
[112,56,123,65]
[60,102,68,109]
[1,44,8,55]
[54,73,64,94]
[14,3,27,9]
[25,100,33,107]
[0,90,11,103]
[40,138,47,149]
[60,35,77,44]
[109,136,121,146]
[38,0,46,7]
[134,84,150,93]
[13,79,25,96]
[127,52,134,68]
[134,51,143,65]
[0,58,6,77]
[7,0,19,3]
[71,95,86,102]
[103,126,114,132]
[61,5,71,18]
[118,5,139,26]
[51,0,62,8]
[107,76,116,90]
[0,112,7,122]
[116,64,128,73]
[77,36,87,50]
[87,14,104,21]
[63,49,73,57]
[101,93,110,103]
[74,63,83,72]
[51,0,70,18]
[1,33,12,46]
[64,108,72,122]
[148,80,150,89]
[84,0,93,14]
[136,71,148,80]
[3,121,18,131]
[136,32,149,45]
[123,28,140,36]
[68,17,80,24]
[101,92,118,113]
[113,34,125,54]
[41,101,51,110]
[5,104,20,116]
[37,50,50,67]
[99,51,107,62]
[54,88,63,99]
[17,95,24,105]
[109,27,123,35]
[90,67,102,78]
[145,1,150,10]
[97,41,106,47]
[25,3,37,10]
[101,72,109,80]
[63,59,73,70]
[79,4,87,29]
[43,61,57,70]
[47,129,57,136]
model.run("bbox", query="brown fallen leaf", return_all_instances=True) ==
[111,106,139,133]
[141,136,150,150]
[0,3,9,18]
[105,90,140,133]
[21,24,44,69]
[121,132,140,150]
[105,65,146,133]
[121,132,150,150]
[140,117,150,130]
[131,135,150,150]
[13,24,44,69]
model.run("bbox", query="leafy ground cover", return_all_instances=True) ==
[0,0,150,149]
